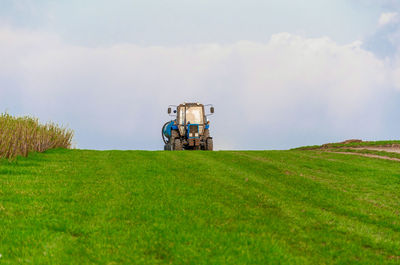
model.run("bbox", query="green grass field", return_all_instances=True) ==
[1,149,400,264]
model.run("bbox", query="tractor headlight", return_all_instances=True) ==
[195,133,199,137]
[190,133,193,137]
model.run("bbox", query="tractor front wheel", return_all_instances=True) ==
[206,138,213,151]
[173,139,183,150]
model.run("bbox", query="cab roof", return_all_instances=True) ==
[178,102,204,107]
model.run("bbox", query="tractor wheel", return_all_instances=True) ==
[206,138,213,151]
[164,143,172,151]
[173,139,183,151]
[203,129,210,139]
[171,130,179,139]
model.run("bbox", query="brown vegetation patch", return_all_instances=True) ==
[0,113,73,159]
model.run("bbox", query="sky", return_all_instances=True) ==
[1,0,400,150]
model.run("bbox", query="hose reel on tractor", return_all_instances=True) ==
[161,121,173,150]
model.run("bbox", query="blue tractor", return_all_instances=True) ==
[162,103,214,150]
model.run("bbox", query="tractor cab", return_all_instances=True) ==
[177,104,204,126]
[177,103,205,140]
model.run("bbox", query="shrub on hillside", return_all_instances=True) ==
[0,113,73,159]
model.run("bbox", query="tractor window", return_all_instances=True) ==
[178,108,185,125]
[186,106,203,124]
[177,106,204,125]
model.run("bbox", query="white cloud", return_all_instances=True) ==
[378,12,398,27]
[0,27,398,150]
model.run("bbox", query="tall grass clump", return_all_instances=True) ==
[0,113,73,159]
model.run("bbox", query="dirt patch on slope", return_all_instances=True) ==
[310,140,400,161]
[350,146,400,154]
[329,151,400,162]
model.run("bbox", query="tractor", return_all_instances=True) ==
[162,103,214,150]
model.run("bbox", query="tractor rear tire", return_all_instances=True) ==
[206,138,213,151]
[173,139,183,151]
[164,143,172,151]
[203,129,210,139]
[171,130,179,139]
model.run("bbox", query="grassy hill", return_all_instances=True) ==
[1,149,400,264]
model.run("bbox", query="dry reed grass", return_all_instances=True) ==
[0,113,73,159]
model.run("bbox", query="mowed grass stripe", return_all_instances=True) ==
[225,151,400,259]
[0,149,399,264]
[193,151,400,262]
[129,151,299,264]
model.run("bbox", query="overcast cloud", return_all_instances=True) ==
[1,1,400,150]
